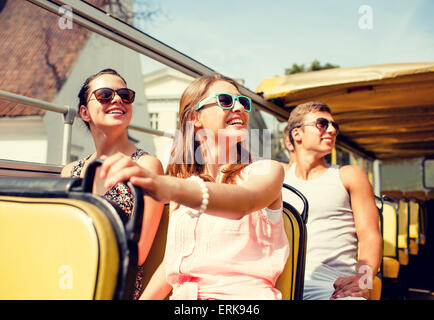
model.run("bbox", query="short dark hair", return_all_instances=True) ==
[77,68,127,130]
[286,101,332,147]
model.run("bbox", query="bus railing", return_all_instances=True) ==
[0,89,174,167]
[0,89,76,166]
[0,159,62,178]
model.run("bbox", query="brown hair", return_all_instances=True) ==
[166,74,252,184]
[286,101,332,147]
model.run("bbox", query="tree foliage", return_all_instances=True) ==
[285,59,339,75]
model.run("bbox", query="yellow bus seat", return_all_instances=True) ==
[380,200,400,279]
[398,249,409,266]
[369,275,382,300]
[408,200,419,255]
[382,257,400,279]
[419,204,428,245]
[409,239,419,255]
[382,202,399,259]
[276,202,307,300]
[367,196,384,300]
[397,200,409,266]
[0,160,143,300]
[276,183,308,300]
[419,203,428,245]
[281,183,308,224]
[375,195,384,215]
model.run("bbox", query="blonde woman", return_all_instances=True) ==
[100,74,288,300]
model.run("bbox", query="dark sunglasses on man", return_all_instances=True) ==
[298,117,339,135]
[88,87,136,104]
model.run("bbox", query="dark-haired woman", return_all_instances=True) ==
[61,69,165,299]
[99,74,289,300]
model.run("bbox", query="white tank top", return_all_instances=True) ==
[283,164,358,280]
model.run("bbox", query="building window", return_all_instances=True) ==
[149,112,159,130]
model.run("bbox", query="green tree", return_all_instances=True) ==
[285,60,339,75]
[285,63,306,74]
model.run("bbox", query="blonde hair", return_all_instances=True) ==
[166,74,252,184]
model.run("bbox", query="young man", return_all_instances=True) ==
[282,101,382,300]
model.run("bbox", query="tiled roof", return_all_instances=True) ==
[0,0,102,117]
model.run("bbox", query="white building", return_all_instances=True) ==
[143,68,194,168]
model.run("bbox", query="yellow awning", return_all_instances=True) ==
[256,62,434,160]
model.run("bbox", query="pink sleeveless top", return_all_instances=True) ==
[164,161,289,300]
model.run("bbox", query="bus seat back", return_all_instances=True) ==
[382,202,398,258]
[276,201,307,300]
[0,195,120,299]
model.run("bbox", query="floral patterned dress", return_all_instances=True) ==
[70,149,148,300]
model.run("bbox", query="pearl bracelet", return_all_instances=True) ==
[187,176,209,218]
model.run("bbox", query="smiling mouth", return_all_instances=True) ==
[227,119,244,125]
[322,137,334,143]
[106,109,125,115]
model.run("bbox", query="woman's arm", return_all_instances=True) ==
[135,155,165,266]
[139,201,178,300]
[60,161,75,177]
[139,261,172,300]
[100,154,284,220]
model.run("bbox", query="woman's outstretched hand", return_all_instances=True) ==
[100,153,171,203]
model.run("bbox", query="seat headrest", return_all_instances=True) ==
[0,177,81,196]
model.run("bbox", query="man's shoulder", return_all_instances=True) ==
[338,165,369,188]
[339,164,366,177]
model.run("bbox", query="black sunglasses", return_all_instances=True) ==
[89,87,135,104]
[300,117,339,134]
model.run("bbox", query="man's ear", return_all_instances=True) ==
[79,105,90,122]
[292,128,303,144]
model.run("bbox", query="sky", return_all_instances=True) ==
[136,0,434,91]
